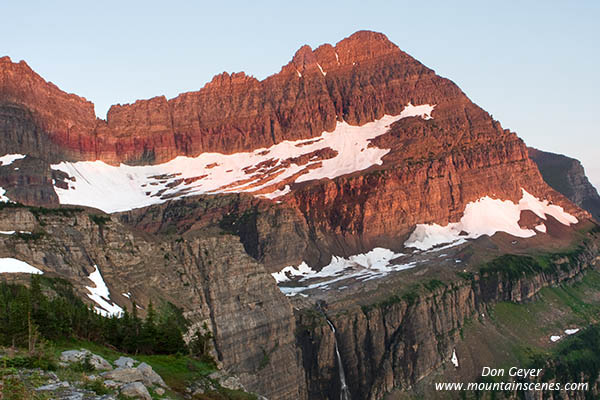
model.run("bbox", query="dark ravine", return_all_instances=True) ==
[296,231,600,400]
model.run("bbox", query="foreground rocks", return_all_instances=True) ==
[58,350,169,399]
[120,382,152,400]
[60,349,113,371]
[6,368,115,400]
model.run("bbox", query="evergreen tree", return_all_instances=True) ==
[139,301,158,354]
[0,279,188,356]
[156,315,186,354]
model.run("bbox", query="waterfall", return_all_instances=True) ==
[325,318,351,400]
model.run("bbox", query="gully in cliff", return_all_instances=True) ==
[317,301,351,400]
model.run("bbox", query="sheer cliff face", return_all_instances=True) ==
[529,147,600,221]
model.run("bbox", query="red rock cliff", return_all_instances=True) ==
[0,31,464,164]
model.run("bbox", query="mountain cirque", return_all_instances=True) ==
[1,30,599,400]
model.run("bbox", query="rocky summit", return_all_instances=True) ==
[0,30,599,400]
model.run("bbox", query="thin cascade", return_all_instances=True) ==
[324,316,351,400]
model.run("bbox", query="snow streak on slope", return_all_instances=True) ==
[0,154,26,166]
[85,265,123,317]
[273,247,417,296]
[405,189,578,251]
[51,104,435,213]
[0,187,10,203]
[0,258,43,274]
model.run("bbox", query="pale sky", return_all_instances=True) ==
[2,0,598,189]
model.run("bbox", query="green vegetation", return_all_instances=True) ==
[15,231,46,241]
[0,201,83,215]
[456,271,475,281]
[83,378,110,395]
[424,279,446,292]
[542,324,600,387]
[0,276,190,356]
[0,276,240,398]
[479,246,587,284]
[479,254,553,283]
[361,284,422,313]
[218,209,258,235]
[88,213,110,226]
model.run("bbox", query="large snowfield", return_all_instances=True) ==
[404,189,578,251]
[274,188,578,296]
[51,104,435,213]
[273,247,417,296]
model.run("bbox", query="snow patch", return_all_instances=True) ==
[0,187,9,203]
[520,190,578,225]
[258,185,291,200]
[0,154,26,166]
[451,349,459,367]
[276,248,416,296]
[405,189,578,251]
[0,258,43,274]
[565,328,579,335]
[85,265,123,317]
[535,224,547,233]
[317,63,326,76]
[272,262,315,283]
[52,104,436,213]
[550,335,561,342]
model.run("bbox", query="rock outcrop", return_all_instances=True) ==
[60,349,112,371]
[529,147,600,221]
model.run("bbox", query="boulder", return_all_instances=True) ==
[103,379,121,389]
[221,376,244,391]
[137,362,167,388]
[120,382,151,400]
[114,356,136,368]
[59,349,112,371]
[35,381,69,391]
[60,349,87,363]
[101,367,144,384]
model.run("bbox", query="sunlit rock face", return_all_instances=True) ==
[0,30,582,270]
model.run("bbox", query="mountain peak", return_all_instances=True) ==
[203,71,258,90]
[333,30,399,64]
